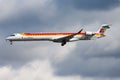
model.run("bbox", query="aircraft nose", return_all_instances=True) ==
[6,37,12,41]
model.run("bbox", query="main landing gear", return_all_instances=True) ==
[61,41,66,46]
[10,41,13,45]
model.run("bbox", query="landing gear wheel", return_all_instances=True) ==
[10,41,12,45]
[61,41,66,46]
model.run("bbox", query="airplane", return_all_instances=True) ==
[6,24,110,46]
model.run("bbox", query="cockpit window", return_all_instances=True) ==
[10,35,15,36]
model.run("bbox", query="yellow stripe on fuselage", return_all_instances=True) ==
[20,32,105,37]
[20,32,85,36]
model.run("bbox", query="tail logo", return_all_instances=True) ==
[99,28,105,33]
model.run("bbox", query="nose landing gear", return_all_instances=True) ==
[10,41,13,45]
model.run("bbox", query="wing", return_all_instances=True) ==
[53,29,83,46]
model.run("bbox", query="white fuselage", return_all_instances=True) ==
[6,24,110,46]
[6,32,103,43]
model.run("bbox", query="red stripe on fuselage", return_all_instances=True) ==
[22,32,86,36]
[21,32,104,37]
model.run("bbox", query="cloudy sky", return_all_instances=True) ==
[0,0,120,80]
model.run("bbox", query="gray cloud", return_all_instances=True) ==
[0,60,83,80]
[0,0,120,79]
[54,42,120,77]
[56,0,120,10]
[0,0,58,33]
[55,57,120,77]
[1,0,119,33]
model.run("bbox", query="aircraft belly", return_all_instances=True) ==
[69,38,80,42]
[12,36,53,41]
[23,36,53,41]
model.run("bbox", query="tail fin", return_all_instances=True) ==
[97,24,110,34]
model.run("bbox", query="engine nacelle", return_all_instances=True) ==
[85,31,94,35]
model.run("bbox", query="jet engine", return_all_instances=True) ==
[85,31,94,36]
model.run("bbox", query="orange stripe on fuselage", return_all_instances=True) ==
[21,32,85,36]
[20,32,105,37]
[95,33,105,37]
